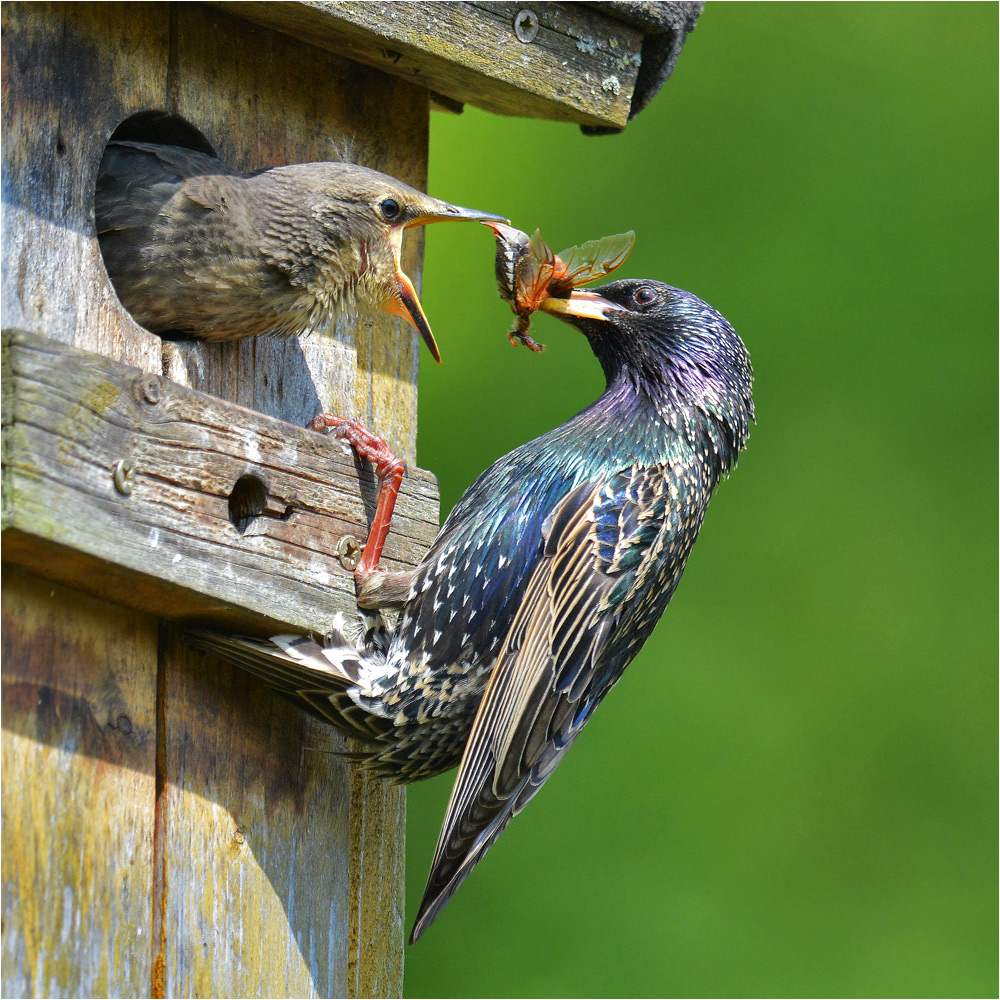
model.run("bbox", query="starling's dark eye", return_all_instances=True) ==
[634,286,657,306]
[380,198,402,221]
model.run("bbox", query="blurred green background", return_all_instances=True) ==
[406,5,996,997]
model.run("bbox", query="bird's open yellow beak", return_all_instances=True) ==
[385,261,442,364]
[540,289,625,322]
[384,202,508,363]
[383,229,443,364]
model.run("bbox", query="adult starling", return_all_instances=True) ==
[95,141,505,361]
[191,278,754,942]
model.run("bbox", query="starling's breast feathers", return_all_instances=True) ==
[391,382,717,680]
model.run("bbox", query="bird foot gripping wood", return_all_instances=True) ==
[309,414,406,601]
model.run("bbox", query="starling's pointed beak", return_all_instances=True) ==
[382,227,442,363]
[384,201,506,363]
[384,264,442,364]
[405,198,508,228]
[540,289,625,322]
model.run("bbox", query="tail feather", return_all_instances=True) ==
[187,628,393,741]
[409,772,527,944]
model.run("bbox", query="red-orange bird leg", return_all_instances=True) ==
[309,414,406,592]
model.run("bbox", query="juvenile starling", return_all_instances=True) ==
[191,278,754,942]
[96,141,505,361]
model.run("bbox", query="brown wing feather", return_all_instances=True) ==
[95,140,238,235]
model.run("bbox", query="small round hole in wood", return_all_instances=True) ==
[228,475,267,534]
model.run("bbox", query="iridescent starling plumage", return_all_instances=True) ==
[192,277,753,942]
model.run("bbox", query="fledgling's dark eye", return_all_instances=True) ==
[380,198,402,221]
[634,286,657,306]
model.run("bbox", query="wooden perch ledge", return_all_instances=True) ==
[1,329,440,636]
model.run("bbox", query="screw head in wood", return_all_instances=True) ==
[137,374,161,405]
[337,535,361,571]
[514,9,539,43]
[113,458,134,495]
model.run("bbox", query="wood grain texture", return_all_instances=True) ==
[0,2,167,374]
[1,568,157,999]
[156,7,422,994]
[152,625,354,998]
[1,7,163,998]
[211,0,643,128]
[349,769,407,997]
[3,330,439,636]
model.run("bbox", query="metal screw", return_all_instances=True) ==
[337,535,361,571]
[113,458,134,495]
[137,374,161,405]
[514,9,539,43]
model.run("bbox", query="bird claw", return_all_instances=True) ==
[309,412,349,433]
[311,414,356,455]
[308,414,406,592]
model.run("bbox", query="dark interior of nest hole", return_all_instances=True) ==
[96,112,218,334]
[107,111,216,154]
[228,475,268,534]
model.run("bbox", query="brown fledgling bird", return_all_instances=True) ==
[96,141,506,361]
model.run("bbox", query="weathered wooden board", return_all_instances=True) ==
[2,8,166,998]
[211,0,643,128]
[1,568,158,999]
[1,2,431,995]
[0,1,167,375]
[151,626,355,999]
[349,769,408,996]
[157,8,421,994]
[2,329,439,636]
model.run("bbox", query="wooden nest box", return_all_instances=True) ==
[1,3,701,996]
